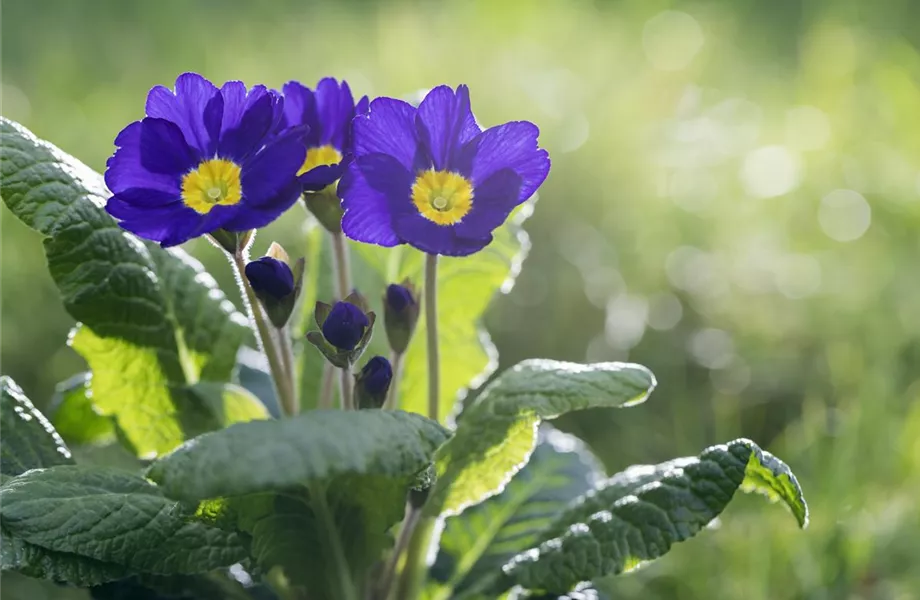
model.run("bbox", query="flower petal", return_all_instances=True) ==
[314,78,355,149]
[353,97,422,171]
[340,164,401,247]
[300,163,346,192]
[355,153,415,219]
[105,122,183,195]
[453,168,523,237]
[219,86,275,163]
[221,180,303,231]
[393,214,492,256]
[461,121,550,202]
[145,73,222,156]
[107,188,181,213]
[139,118,197,175]
[415,85,480,171]
[241,128,306,207]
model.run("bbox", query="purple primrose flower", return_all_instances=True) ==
[339,85,550,256]
[104,72,307,247]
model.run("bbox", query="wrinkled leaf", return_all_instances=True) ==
[147,410,450,594]
[430,427,604,600]
[0,465,248,576]
[428,360,655,517]
[0,376,73,477]
[0,118,249,459]
[499,438,809,595]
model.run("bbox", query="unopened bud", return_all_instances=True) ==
[244,247,304,328]
[354,356,393,410]
[383,281,420,354]
[307,297,376,368]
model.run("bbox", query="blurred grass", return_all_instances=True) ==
[3,0,920,598]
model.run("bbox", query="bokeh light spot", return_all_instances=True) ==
[642,11,704,71]
[819,189,871,242]
[740,145,801,198]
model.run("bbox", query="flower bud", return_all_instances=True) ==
[244,245,304,328]
[383,280,420,354]
[208,229,254,255]
[354,356,393,410]
[307,297,376,368]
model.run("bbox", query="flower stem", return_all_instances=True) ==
[339,367,354,411]
[310,482,358,600]
[278,324,298,415]
[392,516,435,600]
[330,230,352,301]
[383,350,403,410]
[232,251,297,418]
[319,363,335,409]
[374,501,421,599]
[424,253,440,422]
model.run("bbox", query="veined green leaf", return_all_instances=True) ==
[427,360,655,517]
[0,465,248,576]
[499,438,809,595]
[430,427,604,600]
[0,376,73,477]
[0,118,249,458]
[147,410,450,594]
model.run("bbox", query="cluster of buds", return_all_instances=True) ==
[244,242,305,329]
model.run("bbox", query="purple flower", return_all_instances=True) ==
[279,78,369,192]
[386,283,416,312]
[339,85,550,256]
[322,301,370,351]
[245,257,295,300]
[104,73,307,247]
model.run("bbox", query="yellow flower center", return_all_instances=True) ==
[298,144,342,176]
[181,158,243,214]
[410,169,474,226]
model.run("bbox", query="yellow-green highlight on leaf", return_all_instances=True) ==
[499,438,808,596]
[49,372,115,446]
[186,382,270,426]
[0,118,249,460]
[427,359,656,518]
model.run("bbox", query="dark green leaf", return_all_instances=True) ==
[0,466,248,576]
[499,438,809,595]
[430,428,604,600]
[427,360,655,517]
[1,376,73,477]
[49,373,116,446]
[0,118,248,459]
[2,524,132,587]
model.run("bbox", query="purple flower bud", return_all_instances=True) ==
[245,257,295,300]
[322,301,370,351]
[386,284,415,312]
[355,356,393,409]
[384,281,420,354]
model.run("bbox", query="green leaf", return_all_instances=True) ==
[147,409,449,501]
[498,438,809,595]
[351,203,534,421]
[49,372,116,446]
[147,410,450,594]
[0,118,249,459]
[0,465,249,576]
[427,360,655,517]
[0,376,74,477]
[430,427,604,600]
[185,382,270,426]
[1,524,132,586]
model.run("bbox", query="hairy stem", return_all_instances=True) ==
[278,324,298,415]
[424,253,440,422]
[383,350,404,410]
[231,251,297,418]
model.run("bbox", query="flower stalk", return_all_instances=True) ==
[231,250,297,417]
[424,253,440,422]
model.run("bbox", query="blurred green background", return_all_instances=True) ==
[3,0,920,598]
